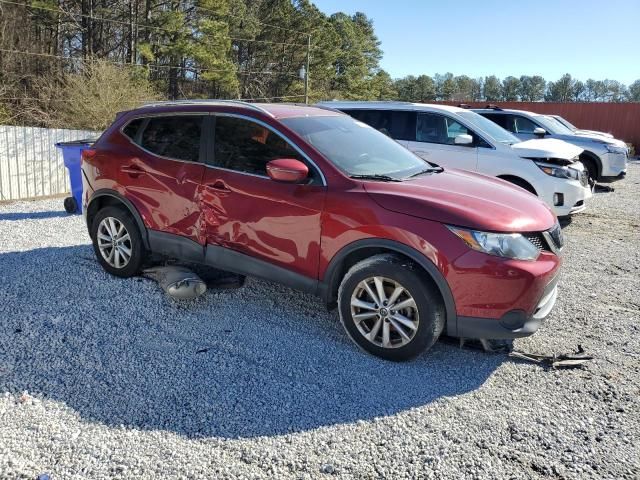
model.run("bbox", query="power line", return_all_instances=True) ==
[0,48,303,77]
[0,0,310,47]
[0,94,306,103]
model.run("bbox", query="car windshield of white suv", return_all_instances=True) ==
[282,115,439,180]
[552,116,577,130]
[457,111,520,145]
[533,115,574,135]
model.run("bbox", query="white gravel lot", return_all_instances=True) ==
[0,163,639,479]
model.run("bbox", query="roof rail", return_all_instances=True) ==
[312,104,343,113]
[142,99,275,117]
[485,104,503,110]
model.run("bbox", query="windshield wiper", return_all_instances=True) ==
[349,174,403,182]
[406,166,444,178]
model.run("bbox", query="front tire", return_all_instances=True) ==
[90,206,144,278]
[337,254,445,361]
[580,156,599,184]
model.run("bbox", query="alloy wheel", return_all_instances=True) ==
[96,217,132,269]
[350,276,419,349]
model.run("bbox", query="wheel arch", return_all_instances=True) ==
[320,238,457,335]
[86,189,149,249]
[579,150,602,180]
[496,175,537,196]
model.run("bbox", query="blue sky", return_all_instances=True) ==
[312,0,639,84]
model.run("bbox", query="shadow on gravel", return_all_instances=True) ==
[0,246,502,439]
[0,210,70,221]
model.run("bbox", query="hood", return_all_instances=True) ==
[511,138,583,161]
[554,132,626,148]
[364,168,556,233]
[576,129,614,139]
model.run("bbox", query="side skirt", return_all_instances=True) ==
[147,230,318,295]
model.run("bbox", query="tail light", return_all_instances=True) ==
[81,148,97,161]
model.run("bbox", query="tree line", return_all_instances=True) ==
[393,73,640,103]
[0,0,638,129]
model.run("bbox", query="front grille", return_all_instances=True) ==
[548,223,564,249]
[525,223,564,255]
[524,233,547,251]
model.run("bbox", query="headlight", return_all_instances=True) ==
[535,162,580,180]
[604,144,627,155]
[447,226,540,261]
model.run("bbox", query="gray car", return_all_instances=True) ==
[473,107,628,183]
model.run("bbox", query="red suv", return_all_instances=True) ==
[82,101,563,361]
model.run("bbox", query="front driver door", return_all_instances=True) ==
[200,114,326,283]
[406,113,478,171]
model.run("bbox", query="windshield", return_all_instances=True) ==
[552,115,577,130]
[534,115,574,135]
[281,115,434,179]
[457,111,520,144]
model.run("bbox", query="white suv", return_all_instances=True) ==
[319,101,592,216]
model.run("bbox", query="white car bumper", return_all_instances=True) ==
[600,151,628,179]
[539,174,593,217]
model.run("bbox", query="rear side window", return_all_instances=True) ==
[481,113,510,130]
[342,109,416,141]
[122,118,144,140]
[213,116,305,177]
[137,115,204,162]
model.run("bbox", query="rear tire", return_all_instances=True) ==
[90,206,144,278]
[337,254,445,361]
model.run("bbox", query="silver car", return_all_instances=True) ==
[473,107,628,183]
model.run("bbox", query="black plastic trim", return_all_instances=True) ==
[320,238,457,333]
[146,230,318,293]
[456,314,542,339]
[205,245,318,294]
[148,230,205,263]
[87,189,150,249]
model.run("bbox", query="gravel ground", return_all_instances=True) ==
[0,163,639,479]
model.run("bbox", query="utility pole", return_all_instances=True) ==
[304,35,311,104]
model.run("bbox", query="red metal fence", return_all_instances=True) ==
[436,101,640,151]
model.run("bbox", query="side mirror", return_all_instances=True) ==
[266,158,309,183]
[533,127,547,138]
[454,134,473,146]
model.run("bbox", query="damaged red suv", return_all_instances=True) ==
[82,101,563,361]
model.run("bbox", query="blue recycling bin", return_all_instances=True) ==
[55,139,95,213]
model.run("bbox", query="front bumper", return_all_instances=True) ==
[600,151,628,179]
[540,176,592,217]
[455,273,560,339]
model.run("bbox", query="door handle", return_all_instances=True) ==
[206,180,231,194]
[414,150,430,156]
[121,165,144,177]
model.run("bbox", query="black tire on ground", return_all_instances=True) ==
[580,156,599,184]
[90,206,145,278]
[337,254,445,361]
[63,196,77,213]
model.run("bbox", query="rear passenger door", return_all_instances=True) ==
[120,114,207,244]
[406,113,478,171]
[199,114,325,283]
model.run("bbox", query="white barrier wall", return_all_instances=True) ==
[0,125,101,201]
